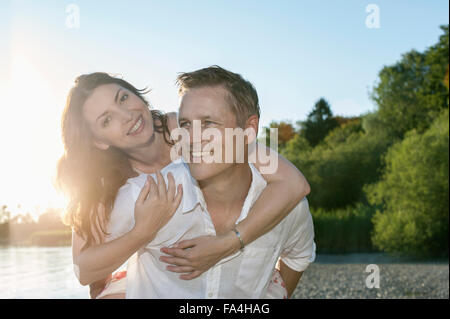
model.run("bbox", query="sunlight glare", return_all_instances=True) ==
[1,52,66,219]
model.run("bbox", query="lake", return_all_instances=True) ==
[0,246,89,299]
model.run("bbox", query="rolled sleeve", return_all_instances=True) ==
[280,198,316,272]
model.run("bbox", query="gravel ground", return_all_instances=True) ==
[292,254,449,299]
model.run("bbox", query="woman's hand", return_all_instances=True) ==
[133,171,183,243]
[159,231,241,280]
[73,171,183,287]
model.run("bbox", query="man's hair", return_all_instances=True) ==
[176,65,260,127]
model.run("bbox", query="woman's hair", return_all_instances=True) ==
[56,72,172,250]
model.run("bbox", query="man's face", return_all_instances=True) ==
[178,85,248,182]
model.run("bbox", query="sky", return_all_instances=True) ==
[0,0,448,217]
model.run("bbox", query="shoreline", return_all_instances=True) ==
[315,253,449,264]
[1,245,448,264]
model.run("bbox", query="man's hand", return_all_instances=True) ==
[159,232,240,280]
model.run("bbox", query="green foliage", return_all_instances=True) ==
[281,134,311,164]
[283,121,392,210]
[322,118,363,145]
[366,110,449,257]
[362,111,395,138]
[371,25,449,138]
[264,120,296,149]
[311,203,376,253]
[280,25,449,256]
[298,98,339,147]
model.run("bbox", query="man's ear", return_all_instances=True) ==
[245,115,259,145]
[93,140,110,151]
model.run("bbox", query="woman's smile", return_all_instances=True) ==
[127,115,145,136]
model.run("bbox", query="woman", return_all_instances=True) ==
[56,72,310,298]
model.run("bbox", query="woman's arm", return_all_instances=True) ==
[160,143,310,279]
[73,172,182,286]
[73,225,149,286]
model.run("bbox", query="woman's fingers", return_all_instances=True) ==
[173,239,196,250]
[173,184,183,211]
[155,171,167,201]
[136,178,151,205]
[160,246,189,259]
[147,175,159,200]
[180,270,203,281]
[159,255,190,266]
[165,265,195,273]
[166,172,176,202]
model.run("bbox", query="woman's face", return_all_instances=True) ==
[82,83,155,151]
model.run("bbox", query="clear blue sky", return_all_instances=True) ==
[0,0,448,213]
[2,0,449,124]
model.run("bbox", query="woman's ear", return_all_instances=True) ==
[93,140,110,150]
[245,115,259,145]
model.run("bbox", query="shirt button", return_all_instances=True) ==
[208,292,213,298]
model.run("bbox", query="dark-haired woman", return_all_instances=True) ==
[56,73,310,298]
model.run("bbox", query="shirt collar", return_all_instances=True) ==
[236,163,267,223]
[177,160,201,214]
[183,163,267,220]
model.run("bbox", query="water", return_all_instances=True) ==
[0,246,89,299]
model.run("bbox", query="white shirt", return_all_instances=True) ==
[106,159,316,299]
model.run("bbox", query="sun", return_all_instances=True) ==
[0,52,67,220]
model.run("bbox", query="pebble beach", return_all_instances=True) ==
[292,254,449,299]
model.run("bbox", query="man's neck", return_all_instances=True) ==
[127,132,172,174]
[199,164,253,234]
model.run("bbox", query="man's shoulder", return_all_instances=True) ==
[283,197,312,228]
[124,159,190,190]
[294,196,311,215]
[116,159,196,212]
[108,159,193,233]
[293,197,310,213]
[161,158,190,178]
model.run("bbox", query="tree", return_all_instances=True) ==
[0,205,10,224]
[282,123,391,210]
[371,25,449,138]
[298,98,339,147]
[264,120,296,150]
[322,118,363,146]
[366,110,449,257]
[0,205,11,242]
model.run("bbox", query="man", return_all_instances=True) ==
[116,66,316,298]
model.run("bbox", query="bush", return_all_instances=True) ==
[311,203,377,253]
[366,110,449,258]
[283,126,392,210]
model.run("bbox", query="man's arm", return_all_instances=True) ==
[278,198,316,297]
[278,260,303,298]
